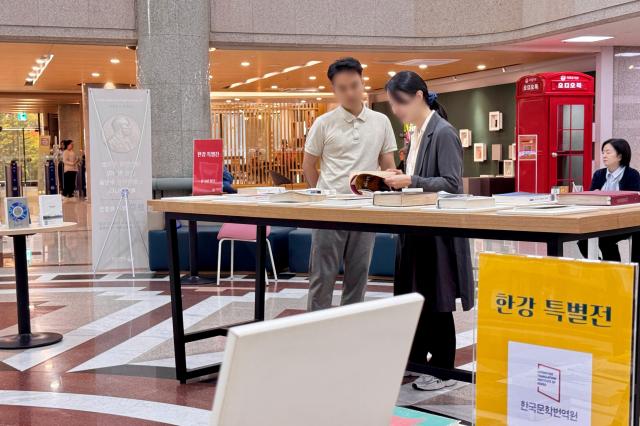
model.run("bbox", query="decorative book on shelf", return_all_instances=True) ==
[557,191,640,206]
[349,171,396,195]
[373,191,437,207]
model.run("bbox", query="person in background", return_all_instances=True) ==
[578,138,640,261]
[62,140,78,198]
[302,57,397,311]
[384,71,473,391]
[222,165,237,194]
[397,146,407,173]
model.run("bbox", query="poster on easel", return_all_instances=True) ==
[88,89,152,272]
[475,253,636,426]
[193,139,223,195]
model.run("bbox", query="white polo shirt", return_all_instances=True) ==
[305,104,397,194]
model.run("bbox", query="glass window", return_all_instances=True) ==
[571,130,584,151]
[571,105,584,130]
[571,155,583,185]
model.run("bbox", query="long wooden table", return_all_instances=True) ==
[149,198,640,385]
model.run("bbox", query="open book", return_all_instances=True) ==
[349,171,396,195]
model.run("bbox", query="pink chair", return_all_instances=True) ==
[216,223,278,286]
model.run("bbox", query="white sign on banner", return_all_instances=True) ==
[507,341,592,425]
[88,88,151,271]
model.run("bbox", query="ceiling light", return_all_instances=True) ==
[387,71,396,77]
[32,66,40,71]
[316,97,322,101]
[365,86,371,90]
[226,99,232,103]
[418,64,428,70]
[300,100,307,103]
[616,52,640,57]
[318,85,325,90]
[283,65,302,73]
[25,77,34,82]
[241,61,251,67]
[501,67,507,72]
[229,82,243,89]
[28,71,37,77]
[363,76,370,81]
[245,77,259,84]
[234,98,240,101]
[110,58,120,64]
[271,85,278,89]
[309,76,317,80]
[263,72,280,78]
[91,72,101,77]
[361,64,368,68]
[630,65,636,70]
[208,74,213,80]
[562,35,613,43]
[477,64,486,70]
[104,82,116,89]
[209,47,216,52]
[24,54,54,86]
[305,60,321,67]
[35,58,46,65]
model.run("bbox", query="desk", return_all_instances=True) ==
[148,198,640,383]
[0,222,77,349]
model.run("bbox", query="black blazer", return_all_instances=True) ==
[589,167,640,191]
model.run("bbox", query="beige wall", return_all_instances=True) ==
[1,0,639,48]
[210,0,640,49]
[58,104,82,152]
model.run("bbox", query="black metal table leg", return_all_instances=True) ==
[255,225,267,321]
[181,221,215,285]
[0,235,63,349]
[546,238,564,257]
[167,218,188,383]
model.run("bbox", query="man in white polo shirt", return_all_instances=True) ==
[302,57,397,311]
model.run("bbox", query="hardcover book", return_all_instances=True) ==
[268,190,327,203]
[5,197,30,229]
[557,190,640,206]
[349,171,396,195]
[39,194,64,226]
[373,191,437,207]
[437,195,496,209]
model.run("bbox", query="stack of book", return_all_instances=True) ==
[373,191,437,207]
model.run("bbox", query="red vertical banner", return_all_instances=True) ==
[193,139,223,195]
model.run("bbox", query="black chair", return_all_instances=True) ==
[270,171,293,188]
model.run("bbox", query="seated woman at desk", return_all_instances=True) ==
[383,71,474,391]
[578,138,640,261]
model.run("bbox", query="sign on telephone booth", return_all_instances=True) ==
[515,72,595,193]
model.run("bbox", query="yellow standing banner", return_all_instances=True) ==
[476,253,636,425]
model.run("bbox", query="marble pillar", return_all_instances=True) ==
[135,0,211,178]
[613,46,640,170]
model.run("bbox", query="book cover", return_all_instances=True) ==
[5,197,30,229]
[39,194,64,226]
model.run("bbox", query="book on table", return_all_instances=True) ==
[437,195,496,209]
[557,190,640,206]
[267,190,327,203]
[38,194,64,226]
[373,191,437,207]
[4,196,30,228]
[493,192,551,205]
[349,170,396,195]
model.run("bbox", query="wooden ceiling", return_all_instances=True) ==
[0,42,573,112]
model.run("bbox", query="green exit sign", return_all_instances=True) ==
[16,112,28,121]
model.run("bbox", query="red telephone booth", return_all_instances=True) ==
[515,72,595,193]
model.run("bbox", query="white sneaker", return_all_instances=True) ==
[411,374,456,391]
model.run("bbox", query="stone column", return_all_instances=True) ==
[135,0,212,178]
[613,46,640,170]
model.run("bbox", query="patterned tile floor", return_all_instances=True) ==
[0,270,475,425]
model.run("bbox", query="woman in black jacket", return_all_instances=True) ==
[578,138,640,261]
[383,71,473,391]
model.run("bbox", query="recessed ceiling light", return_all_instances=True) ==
[318,85,325,90]
[365,86,371,90]
[562,35,613,43]
[271,85,278,89]
[476,64,486,70]
[418,64,428,70]
[208,74,213,80]
[234,98,240,101]
[387,71,396,77]
[241,61,251,67]
[226,99,232,103]
[91,72,101,77]
[309,76,317,80]
[616,52,640,57]
[361,64,368,68]
[363,76,370,81]
[35,58,46,65]
[300,100,307,103]
[316,97,322,101]
[28,71,37,77]
[110,58,120,64]
[32,66,40,71]
[209,47,217,52]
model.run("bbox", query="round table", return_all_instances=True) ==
[0,222,77,349]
